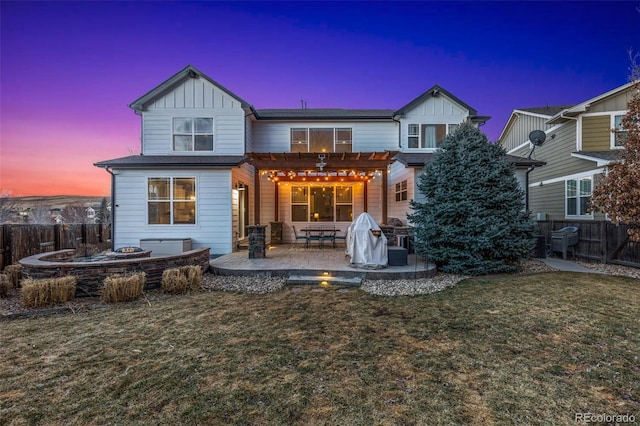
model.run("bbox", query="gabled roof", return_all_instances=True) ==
[547,81,635,124]
[395,85,477,116]
[517,105,575,117]
[393,152,544,168]
[128,65,252,112]
[94,155,249,169]
[570,150,623,167]
[254,108,395,120]
[498,105,573,144]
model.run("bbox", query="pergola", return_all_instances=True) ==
[247,151,398,223]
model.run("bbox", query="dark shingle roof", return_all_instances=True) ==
[517,105,575,117]
[94,155,248,168]
[255,108,395,120]
[394,152,544,168]
[572,151,623,162]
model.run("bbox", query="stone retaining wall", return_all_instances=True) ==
[19,248,210,297]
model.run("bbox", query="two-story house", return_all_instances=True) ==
[498,81,633,222]
[96,65,534,255]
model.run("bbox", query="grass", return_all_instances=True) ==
[1,272,638,425]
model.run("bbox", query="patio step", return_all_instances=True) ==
[287,274,362,286]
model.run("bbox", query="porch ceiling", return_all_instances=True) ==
[248,151,398,171]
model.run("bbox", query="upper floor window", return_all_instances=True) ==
[148,177,196,225]
[173,117,213,151]
[612,114,627,148]
[566,177,592,217]
[290,128,352,153]
[407,124,447,148]
[395,180,408,202]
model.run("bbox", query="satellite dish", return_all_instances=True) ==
[529,130,546,146]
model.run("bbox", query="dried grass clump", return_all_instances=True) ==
[4,264,22,288]
[21,276,77,308]
[101,273,146,303]
[161,265,203,294]
[0,274,10,298]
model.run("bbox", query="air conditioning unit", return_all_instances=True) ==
[536,213,547,221]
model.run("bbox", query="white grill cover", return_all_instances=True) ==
[346,212,388,268]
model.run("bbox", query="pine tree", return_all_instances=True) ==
[591,52,640,241]
[408,122,536,275]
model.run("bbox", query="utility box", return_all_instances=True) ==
[140,238,192,256]
[388,246,408,266]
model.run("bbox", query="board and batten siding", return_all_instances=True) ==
[141,77,245,156]
[113,169,234,255]
[586,89,632,113]
[251,121,397,152]
[399,95,468,149]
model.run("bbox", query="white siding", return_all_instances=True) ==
[251,121,397,152]
[113,169,234,255]
[387,162,415,224]
[141,77,245,156]
[231,163,256,248]
[399,94,468,150]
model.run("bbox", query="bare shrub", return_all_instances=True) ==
[161,265,202,294]
[101,273,146,303]
[0,274,9,298]
[4,264,22,288]
[21,276,77,308]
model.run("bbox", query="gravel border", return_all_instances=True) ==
[2,259,637,318]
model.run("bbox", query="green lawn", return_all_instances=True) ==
[1,272,638,425]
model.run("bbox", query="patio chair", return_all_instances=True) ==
[334,231,347,246]
[319,228,337,248]
[292,226,309,248]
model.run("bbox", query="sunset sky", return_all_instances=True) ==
[1,1,638,196]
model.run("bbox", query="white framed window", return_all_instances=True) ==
[148,177,196,225]
[395,180,408,202]
[173,117,213,151]
[566,177,592,217]
[612,114,627,148]
[290,128,352,153]
[290,184,353,222]
[407,124,451,148]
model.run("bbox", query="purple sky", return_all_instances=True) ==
[1,1,638,196]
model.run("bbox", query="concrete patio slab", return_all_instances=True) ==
[210,245,437,280]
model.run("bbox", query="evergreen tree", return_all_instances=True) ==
[408,122,536,275]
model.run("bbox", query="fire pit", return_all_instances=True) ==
[109,246,149,260]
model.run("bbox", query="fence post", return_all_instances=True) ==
[601,222,608,263]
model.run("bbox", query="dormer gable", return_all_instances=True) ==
[128,65,252,112]
[394,84,489,125]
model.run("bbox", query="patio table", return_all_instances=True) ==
[300,227,340,248]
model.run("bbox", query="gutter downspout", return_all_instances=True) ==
[525,165,535,211]
[392,114,402,148]
[105,166,117,251]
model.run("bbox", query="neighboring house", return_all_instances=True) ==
[498,82,634,221]
[96,65,535,255]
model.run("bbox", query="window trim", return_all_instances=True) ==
[395,180,408,202]
[147,176,197,225]
[611,113,627,149]
[290,184,354,222]
[290,127,353,153]
[565,177,593,219]
[407,123,459,149]
[172,117,214,152]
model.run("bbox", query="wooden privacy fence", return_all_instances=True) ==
[0,224,110,269]
[537,220,639,268]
